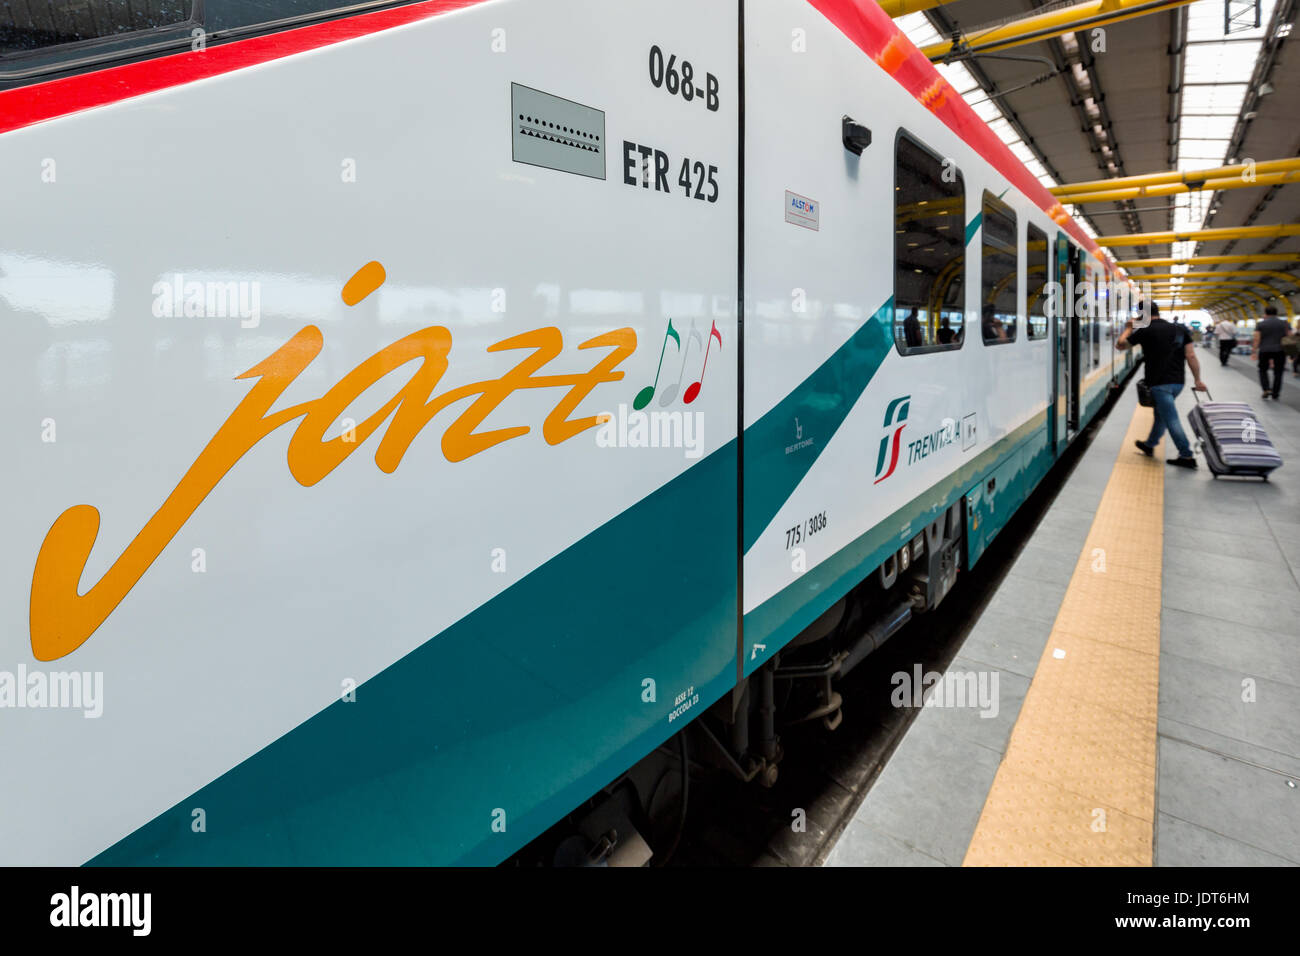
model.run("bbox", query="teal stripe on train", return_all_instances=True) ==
[743,299,894,552]
[90,440,739,866]
[743,411,1051,676]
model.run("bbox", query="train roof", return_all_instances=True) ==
[810,0,1127,282]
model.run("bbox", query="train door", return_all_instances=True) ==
[1052,233,1075,451]
[1069,245,1083,429]
[1083,263,1096,372]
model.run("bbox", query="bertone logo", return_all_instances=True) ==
[873,394,910,484]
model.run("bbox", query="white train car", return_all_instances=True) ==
[0,0,1132,865]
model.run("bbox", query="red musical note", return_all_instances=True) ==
[683,320,722,404]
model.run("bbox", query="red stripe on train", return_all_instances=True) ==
[0,0,485,136]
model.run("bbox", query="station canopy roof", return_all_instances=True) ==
[894,0,1299,316]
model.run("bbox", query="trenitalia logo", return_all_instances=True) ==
[29,262,641,662]
[873,394,910,484]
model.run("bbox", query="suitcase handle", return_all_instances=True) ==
[1192,385,1213,403]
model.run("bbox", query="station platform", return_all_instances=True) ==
[823,353,1300,867]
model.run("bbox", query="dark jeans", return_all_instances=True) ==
[1147,383,1192,458]
[1218,338,1235,365]
[1259,352,1285,397]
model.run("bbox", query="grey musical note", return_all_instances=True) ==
[659,320,702,406]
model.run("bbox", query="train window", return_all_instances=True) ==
[893,134,965,355]
[1,1,192,53]
[980,191,1017,345]
[205,0,371,32]
[0,0,198,76]
[1,0,382,84]
[1026,223,1049,339]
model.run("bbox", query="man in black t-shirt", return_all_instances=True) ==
[1252,306,1290,400]
[1117,302,1206,468]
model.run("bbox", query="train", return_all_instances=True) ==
[0,0,1135,866]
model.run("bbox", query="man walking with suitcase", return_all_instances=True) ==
[1117,302,1207,469]
[1252,306,1289,400]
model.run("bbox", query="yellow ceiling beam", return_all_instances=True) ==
[1095,223,1300,248]
[1112,254,1300,267]
[1147,280,1279,288]
[1051,157,1300,199]
[1148,284,1281,294]
[1183,301,1288,320]
[1133,270,1298,285]
[919,0,1197,60]
[1146,284,1296,317]
[1056,171,1300,205]
[1206,290,1296,317]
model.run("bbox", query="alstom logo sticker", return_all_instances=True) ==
[873,395,910,484]
[784,189,819,231]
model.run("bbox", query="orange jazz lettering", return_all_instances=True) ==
[30,322,636,661]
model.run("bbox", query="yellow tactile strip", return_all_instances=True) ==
[964,407,1163,866]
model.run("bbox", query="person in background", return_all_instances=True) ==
[937,315,957,345]
[980,303,1006,342]
[1252,306,1288,400]
[903,307,923,348]
[1213,314,1239,367]
[1274,313,1299,379]
[1117,301,1206,469]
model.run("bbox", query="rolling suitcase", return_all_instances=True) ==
[1187,388,1283,480]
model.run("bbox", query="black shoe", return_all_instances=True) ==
[1168,456,1197,469]
[1135,440,1154,457]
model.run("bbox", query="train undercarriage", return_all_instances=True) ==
[515,501,966,866]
